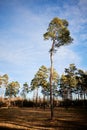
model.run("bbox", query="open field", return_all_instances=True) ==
[0,107,87,130]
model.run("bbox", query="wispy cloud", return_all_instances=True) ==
[54,46,81,73]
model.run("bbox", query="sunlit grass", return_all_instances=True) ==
[0,107,87,130]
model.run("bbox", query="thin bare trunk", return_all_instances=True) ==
[50,41,55,119]
[83,90,86,100]
[35,88,38,108]
[78,90,80,100]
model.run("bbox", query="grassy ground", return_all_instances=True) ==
[0,107,87,130]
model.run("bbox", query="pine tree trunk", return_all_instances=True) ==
[50,41,54,120]
[77,90,80,100]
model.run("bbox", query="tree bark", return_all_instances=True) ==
[50,41,55,120]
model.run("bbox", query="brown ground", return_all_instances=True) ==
[0,107,87,130]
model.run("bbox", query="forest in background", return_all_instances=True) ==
[0,63,87,108]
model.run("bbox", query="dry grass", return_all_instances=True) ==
[0,107,87,130]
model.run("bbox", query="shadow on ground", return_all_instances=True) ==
[0,107,87,130]
[0,127,24,130]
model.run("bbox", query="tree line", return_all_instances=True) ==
[31,64,87,101]
[0,64,87,106]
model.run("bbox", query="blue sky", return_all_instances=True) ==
[0,0,87,87]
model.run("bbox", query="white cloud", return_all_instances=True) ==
[53,46,81,74]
